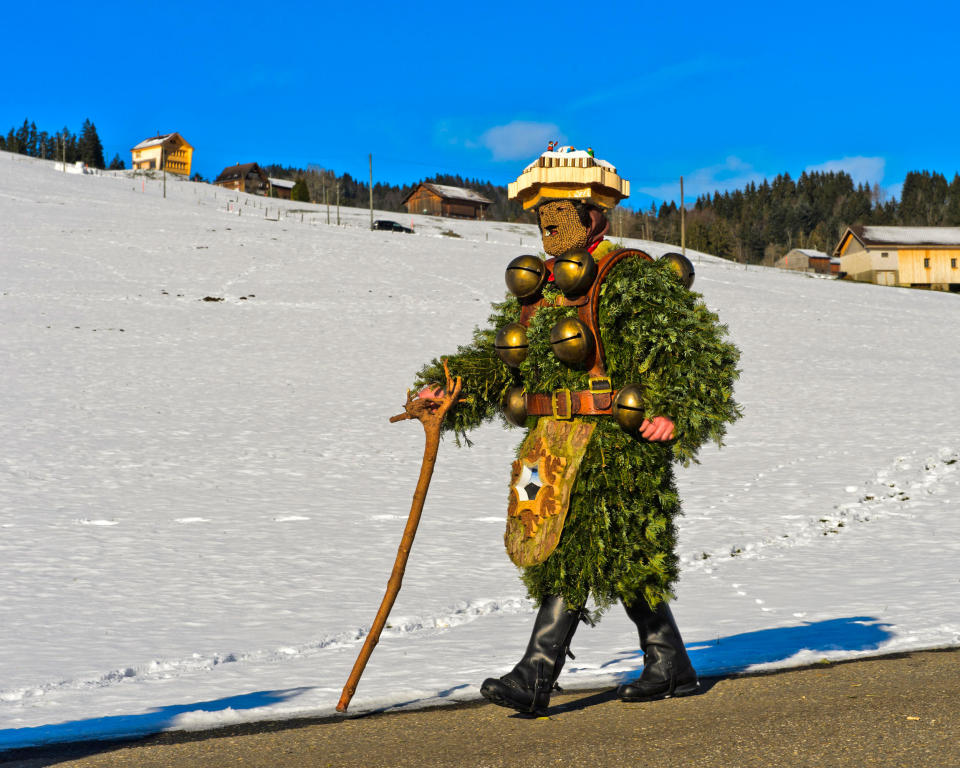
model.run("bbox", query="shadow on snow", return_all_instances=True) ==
[599,615,894,679]
[0,687,310,753]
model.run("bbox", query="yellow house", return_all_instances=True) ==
[130,133,194,176]
[834,225,960,291]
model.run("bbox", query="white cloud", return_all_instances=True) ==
[804,156,886,187]
[637,156,764,203]
[480,121,564,161]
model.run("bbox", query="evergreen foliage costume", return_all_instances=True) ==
[413,146,741,713]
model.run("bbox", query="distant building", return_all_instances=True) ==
[776,248,833,274]
[130,133,193,176]
[401,182,492,220]
[213,163,270,196]
[268,177,295,200]
[834,226,960,290]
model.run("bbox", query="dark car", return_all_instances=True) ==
[372,219,414,234]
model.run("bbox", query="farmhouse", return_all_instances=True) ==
[130,133,193,176]
[776,248,833,274]
[213,163,270,196]
[835,225,960,290]
[268,177,295,200]
[402,182,492,219]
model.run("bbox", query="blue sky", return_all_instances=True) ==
[2,0,958,210]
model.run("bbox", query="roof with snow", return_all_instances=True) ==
[402,183,493,206]
[268,178,296,189]
[131,132,191,151]
[790,248,831,259]
[848,225,960,247]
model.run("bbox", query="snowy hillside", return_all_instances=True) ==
[1,150,959,749]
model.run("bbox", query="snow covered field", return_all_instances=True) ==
[1,150,959,750]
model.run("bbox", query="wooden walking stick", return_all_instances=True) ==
[336,360,462,713]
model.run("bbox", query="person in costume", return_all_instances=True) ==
[414,147,741,714]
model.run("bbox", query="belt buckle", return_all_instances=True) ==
[588,376,612,394]
[552,388,572,420]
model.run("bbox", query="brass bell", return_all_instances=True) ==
[549,317,593,365]
[495,323,529,367]
[502,386,528,427]
[505,255,547,299]
[552,248,597,296]
[661,252,695,289]
[612,384,646,431]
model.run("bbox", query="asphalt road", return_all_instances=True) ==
[3,648,958,768]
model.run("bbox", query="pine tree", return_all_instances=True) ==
[291,177,309,202]
[108,153,125,170]
[79,119,105,169]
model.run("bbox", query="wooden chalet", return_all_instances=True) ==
[402,183,492,220]
[776,248,834,275]
[268,177,296,200]
[213,163,271,196]
[130,133,193,176]
[834,226,960,290]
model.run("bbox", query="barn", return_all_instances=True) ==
[402,183,492,220]
[268,177,296,200]
[776,248,833,274]
[835,225,960,290]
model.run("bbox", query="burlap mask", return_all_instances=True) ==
[538,201,610,257]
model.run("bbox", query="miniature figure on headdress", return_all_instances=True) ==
[412,143,741,714]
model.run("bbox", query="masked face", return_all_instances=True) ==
[538,201,590,257]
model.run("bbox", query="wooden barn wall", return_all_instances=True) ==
[898,248,960,285]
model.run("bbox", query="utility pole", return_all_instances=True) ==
[336,183,341,226]
[680,175,685,257]
[162,143,167,199]
[325,181,330,225]
[369,153,374,230]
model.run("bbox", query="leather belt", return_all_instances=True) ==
[526,379,616,419]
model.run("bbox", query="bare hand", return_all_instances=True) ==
[639,416,675,442]
[417,386,445,401]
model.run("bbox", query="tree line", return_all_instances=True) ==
[261,163,532,222]
[1,117,126,170]
[625,170,960,265]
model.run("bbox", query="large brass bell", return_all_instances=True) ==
[495,323,529,367]
[502,386,527,427]
[549,317,594,365]
[505,254,548,299]
[612,384,646,431]
[552,248,597,296]
[661,252,695,289]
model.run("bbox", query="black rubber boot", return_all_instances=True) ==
[480,595,583,714]
[617,599,699,701]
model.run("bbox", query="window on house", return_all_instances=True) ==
[881,252,889,258]
[924,258,931,268]
[952,258,957,269]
